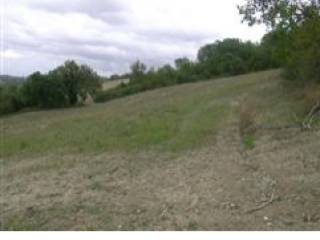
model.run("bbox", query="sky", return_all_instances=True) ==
[0,0,267,77]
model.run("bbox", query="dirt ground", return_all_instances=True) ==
[1,121,319,230]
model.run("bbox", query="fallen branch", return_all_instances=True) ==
[256,104,320,132]
[259,124,300,131]
[245,193,275,214]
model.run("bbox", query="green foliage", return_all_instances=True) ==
[284,15,320,83]
[95,39,279,104]
[2,38,280,113]
[174,57,201,83]
[49,60,101,105]
[1,70,291,159]
[21,72,68,108]
[260,29,291,67]
[238,0,320,28]
[130,60,147,82]
[197,38,278,77]
[0,60,102,116]
[239,0,320,86]
[0,84,24,115]
[242,134,255,150]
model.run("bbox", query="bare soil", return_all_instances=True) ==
[1,71,319,230]
[1,122,319,230]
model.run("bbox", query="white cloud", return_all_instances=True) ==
[3,0,267,76]
[0,50,24,59]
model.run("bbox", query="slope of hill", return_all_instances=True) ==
[0,75,25,85]
[1,70,319,230]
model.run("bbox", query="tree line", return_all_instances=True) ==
[96,0,320,103]
[0,61,101,115]
[94,37,281,102]
[1,37,279,115]
[1,0,319,115]
[239,0,320,84]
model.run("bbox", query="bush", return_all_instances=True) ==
[21,72,68,108]
[238,99,258,150]
[0,84,24,115]
[242,134,256,150]
[1,60,102,115]
[49,61,102,105]
[197,38,274,78]
[238,99,257,136]
[21,61,102,109]
[285,15,320,84]
[95,38,279,104]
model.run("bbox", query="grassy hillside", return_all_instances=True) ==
[0,70,300,158]
[1,70,319,230]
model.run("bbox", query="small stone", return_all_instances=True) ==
[263,216,269,221]
[230,203,237,209]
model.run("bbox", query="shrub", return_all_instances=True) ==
[94,38,278,104]
[242,134,256,150]
[21,72,69,108]
[238,99,258,150]
[49,61,102,105]
[281,15,320,84]
[238,99,257,136]
[0,84,24,115]
[21,61,102,109]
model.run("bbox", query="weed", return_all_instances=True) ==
[238,98,257,136]
[238,99,257,150]
[242,134,255,150]
[187,221,200,231]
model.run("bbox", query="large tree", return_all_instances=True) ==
[130,60,147,82]
[239,0,320,83]
[238,0,320,29]
[21,72,68,108]
[21,61,101,109]
[49,60,101,105]
[197,39,264,76]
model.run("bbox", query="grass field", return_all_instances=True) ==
[1,70,319,230]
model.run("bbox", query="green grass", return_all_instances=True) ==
[1,69,316,231]
[242,134,256,150]
[0,70,303,159]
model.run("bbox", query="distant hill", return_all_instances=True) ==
[0,75,25,85]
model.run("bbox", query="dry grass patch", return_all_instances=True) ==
[301,84,320,129]
[303,84,320,112]
[238,98,258,150]
[238,98,258,136]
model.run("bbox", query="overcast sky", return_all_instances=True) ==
[0,0,266,77]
